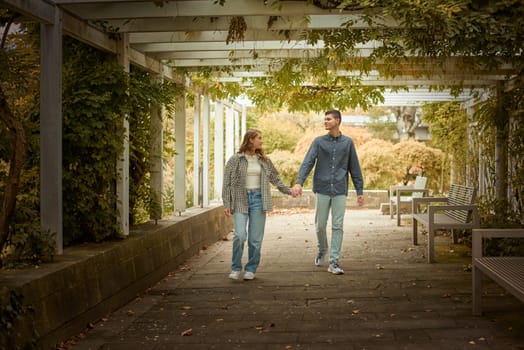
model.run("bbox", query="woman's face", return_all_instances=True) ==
[250,133,263,150]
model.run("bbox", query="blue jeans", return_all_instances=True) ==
[232,189,266,273]
[315,193,346,265]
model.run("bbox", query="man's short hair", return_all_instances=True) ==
[325,109,342,122]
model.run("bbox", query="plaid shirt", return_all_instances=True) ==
[222,153,291,214]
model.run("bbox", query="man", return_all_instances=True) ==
[292,110,364,275]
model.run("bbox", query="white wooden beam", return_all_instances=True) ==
[102,15,379,33]
[202,95,210,207]
[1,0,55,23]
[59,1,393,23]
[193,94,201,207]
[174,90,186,214]
[213,101,224,202]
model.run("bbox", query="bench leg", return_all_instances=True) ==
[427,224,435,263]
[397,203,402,226]
[390,200,394,219]
[412,218,418,245]
[451,229,458,244]
[472,265,482,316]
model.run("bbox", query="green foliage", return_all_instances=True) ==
[3,166,55,266]
[127,67,181,225]
[0,290,37,350]
[423,102,467,186]
[0,20,55,267]
[476,196,524,256]
[189,71,243,103]
[256,112,307,154]
[392,140,445,193]
[358,139,401,189]
[61,38,129,245]
[245,60,386,112]
[266,150,303,188]
[217,1,524,113]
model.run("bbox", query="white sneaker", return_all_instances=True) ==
[243,271,255,280]
[328,263,344,275]
[315,252,325,266]
[229,271,240,280]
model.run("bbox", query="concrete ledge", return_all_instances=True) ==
[271,189,388,209]
[0,204,232,350]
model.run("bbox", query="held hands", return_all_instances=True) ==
[357,195,364,207]
[291,184,303,198]
[224,207,231,217]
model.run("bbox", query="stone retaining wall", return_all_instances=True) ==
[0,204,232,350]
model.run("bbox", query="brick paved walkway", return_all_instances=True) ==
[65,209,524,350]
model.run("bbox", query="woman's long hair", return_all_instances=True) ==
[238,129,267,160]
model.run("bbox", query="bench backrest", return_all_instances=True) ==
[445,184,477,223]
[412,176,428,198]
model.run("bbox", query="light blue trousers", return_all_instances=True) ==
[315,193,346,265]
[232,189,266,273]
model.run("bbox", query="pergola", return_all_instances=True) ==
[1,0,519,253]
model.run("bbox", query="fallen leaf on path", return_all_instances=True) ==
[181,305,192,310]
[180,328,192,336]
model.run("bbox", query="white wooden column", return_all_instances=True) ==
[149,76,163,221]
[202,95,210,207]
[40,7,63,253]
[241,104,247,139]
[193,94,201,207]
[116,34,130,236]
[174,91,186,215]
[214,101,224,201]
[225,105,235,162]
[234,110,240,151]
[466,105,474,186]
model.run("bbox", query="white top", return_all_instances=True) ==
[245,154,261,189]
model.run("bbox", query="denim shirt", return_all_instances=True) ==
[297,133,364,196]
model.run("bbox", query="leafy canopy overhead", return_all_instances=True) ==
[201,0,523,112]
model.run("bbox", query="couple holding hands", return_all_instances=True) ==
[222,110,364,281]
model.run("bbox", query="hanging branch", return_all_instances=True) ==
[226,16,247,44]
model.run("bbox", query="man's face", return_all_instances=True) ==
[324,114,339,130]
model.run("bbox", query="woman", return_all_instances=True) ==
[222,129,294,280]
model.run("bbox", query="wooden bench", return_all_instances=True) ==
[412,184,479,263]
[472,228,524,316]
[389,176,429,226]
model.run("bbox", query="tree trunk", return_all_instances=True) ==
[0,85,26,259]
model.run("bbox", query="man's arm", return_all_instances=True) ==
[293,140,318,195]
[348,141,364,206]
